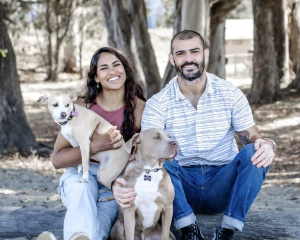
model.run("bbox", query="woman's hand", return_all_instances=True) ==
[90,122,123,154]
[112,177,136,208]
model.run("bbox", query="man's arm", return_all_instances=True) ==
[236,125,275,168]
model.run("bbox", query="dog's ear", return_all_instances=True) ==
[69,92,80,102]
[37,95,48,105]
[124,133,140,154]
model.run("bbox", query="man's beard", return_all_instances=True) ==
[175,59,205,82]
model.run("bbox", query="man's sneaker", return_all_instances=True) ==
[212,227,234,240]
[181,222,205,240]
[37,231,57,240]
[69,232,90,240]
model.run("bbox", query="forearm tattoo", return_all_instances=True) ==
[236,130,257,146]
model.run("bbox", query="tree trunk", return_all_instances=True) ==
[46,0,53,81]
[207,21,226,78]
[45,0,73,81]
[63,27,76,73]
[0,4,40,155]
[288,1,300,89]
[273,0,290,85]
[127,0,161,97]
[248,0,281,104]
[162,0,182,87]
[207,0,241,79]
[101,0,144,92]
[289,1,298,76]
[162,0,212,87]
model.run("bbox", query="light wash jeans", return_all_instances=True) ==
[57,162,118,240]
[164,144,269,231]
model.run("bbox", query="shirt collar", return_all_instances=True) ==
[174,73,214,101]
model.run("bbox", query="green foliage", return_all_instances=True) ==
[0,48,8,58]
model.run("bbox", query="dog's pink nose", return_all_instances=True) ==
[61,112,67,118]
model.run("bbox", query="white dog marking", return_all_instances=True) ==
[61,125,79,147]
[134,164,163,229]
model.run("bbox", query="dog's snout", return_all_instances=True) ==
[170,141,177,147]
[61,112,67,118]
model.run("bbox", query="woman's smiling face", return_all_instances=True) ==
[95,52,127,91]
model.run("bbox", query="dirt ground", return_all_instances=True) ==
[1,29,300,239]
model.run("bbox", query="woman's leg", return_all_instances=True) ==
[95,185,119,240]
[59,167,99,240]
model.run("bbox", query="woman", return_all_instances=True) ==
[38,47,145,240]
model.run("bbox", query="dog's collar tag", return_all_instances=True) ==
[144,175,151,181]
[71,110,78,117]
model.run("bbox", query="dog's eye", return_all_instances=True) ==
[154,136,160,139]
[53,103,58,107]
[65,103,69,107]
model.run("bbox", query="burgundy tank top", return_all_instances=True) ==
[89,99,139,133]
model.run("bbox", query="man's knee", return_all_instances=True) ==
[164,159,179,174]
[240,143,256,160]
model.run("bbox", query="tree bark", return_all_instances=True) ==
[207,21,226,78]
[162,0,182,87]
[207,0,241,79]
[272,0,290,85]
[101,0,144,92]
[288,1,300,89]
[0,3,40,155]
[248,0,281,104]
[128,0,161,97]
[45,0,73,81]
[162,0,212,86]
[46,0,53,81]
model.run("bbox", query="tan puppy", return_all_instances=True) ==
[37,93,129,188]
[110,128,177,240]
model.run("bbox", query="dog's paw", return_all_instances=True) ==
[98,197,109,202]
[98,195,114,202]
[99,189,110,194]
[80,177,90,183]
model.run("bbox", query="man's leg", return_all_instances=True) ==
[164,159,197,229]
[164,160,206,240]
[200,144,269,232]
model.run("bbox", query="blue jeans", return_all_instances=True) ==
[164,144,269,231]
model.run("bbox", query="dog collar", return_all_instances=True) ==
[57,105,78,126]
[144,168,162,174]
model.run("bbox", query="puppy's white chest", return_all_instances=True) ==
[61,125,78,147]
[134,169,163,229]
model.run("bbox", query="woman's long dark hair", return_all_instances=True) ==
[85,47,146,142]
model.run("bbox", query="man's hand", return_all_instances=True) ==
[112,177,136,208]
[90,122,122,155]
[251,138,275,168]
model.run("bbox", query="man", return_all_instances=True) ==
[112,30,276,240]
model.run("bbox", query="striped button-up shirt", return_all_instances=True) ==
[141,73,255,166]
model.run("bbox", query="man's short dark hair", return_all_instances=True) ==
[170,30,206,53]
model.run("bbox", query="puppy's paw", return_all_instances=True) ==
[80,177,90,183]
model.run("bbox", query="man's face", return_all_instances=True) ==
[170,37,206,82]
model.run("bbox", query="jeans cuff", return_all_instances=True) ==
[174,213,196,229]
[222,215,244,232]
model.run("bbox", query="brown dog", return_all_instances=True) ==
[110,128,177,240]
